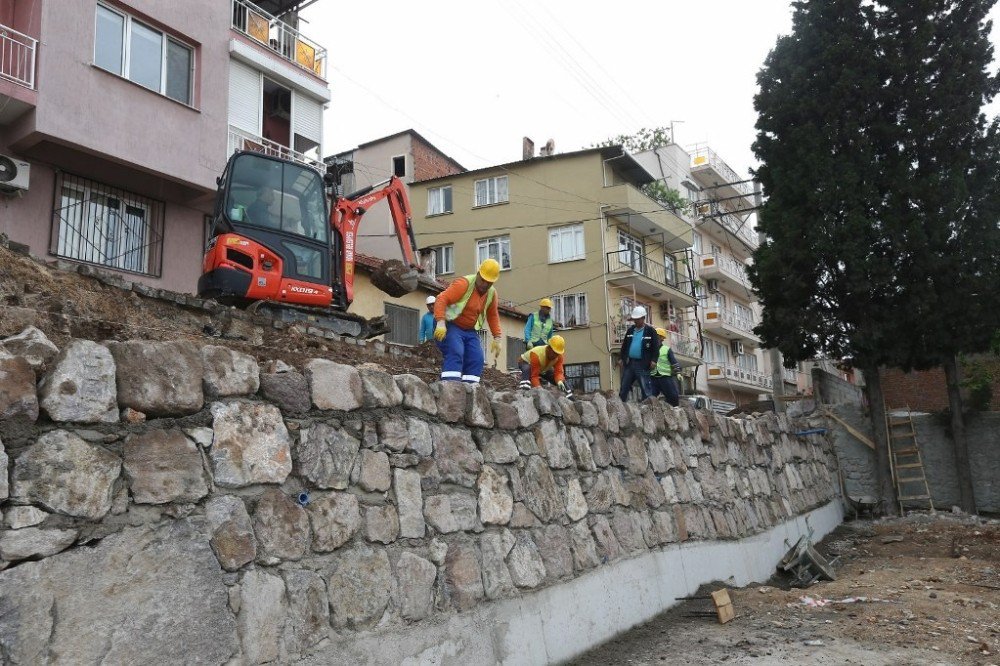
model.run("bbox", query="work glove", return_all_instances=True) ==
[433,321,447,342]
[490,336,502,358]
[558,381,574,400]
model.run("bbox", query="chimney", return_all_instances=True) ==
[539,139,555,157]
[522,137,535,160]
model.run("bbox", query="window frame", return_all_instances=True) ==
[94,3,196,107]
[473,175,509,207]
[548,223,585,263]
[564,362,601,394]
[476,235,511,271]
[392,155,406,178]
[552,293,589,329]
[427,185,453,216]
[431,243,454,275]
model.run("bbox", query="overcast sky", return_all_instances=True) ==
[301,1,1000,179]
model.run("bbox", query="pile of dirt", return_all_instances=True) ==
[0,243,518,390]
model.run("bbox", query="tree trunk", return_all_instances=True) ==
[863,366,896,516]
[942,355,976,514]
[770,348,786,414]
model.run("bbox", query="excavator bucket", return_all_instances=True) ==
[370,259,419,298]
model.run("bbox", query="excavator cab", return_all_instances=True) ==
[199,151,336,309]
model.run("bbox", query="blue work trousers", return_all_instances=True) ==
[436,324,484,383]
[651,375,680,407]
[619,358,654,401]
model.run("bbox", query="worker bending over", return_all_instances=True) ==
[518,335,573,398]
[523,298,555,349]
[418,295,436,343]
[650,327,681,406]
[433,259,502,383]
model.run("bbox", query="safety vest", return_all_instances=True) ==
[652,345,673,377]
[528,312,554,342]
[520,345,558,374]
[445,275,496,331]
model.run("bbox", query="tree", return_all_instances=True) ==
[592,127,689,213]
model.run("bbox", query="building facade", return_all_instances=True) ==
[0,0,329,294]
[408,145,695,395]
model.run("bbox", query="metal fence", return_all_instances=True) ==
[0,23,36,89]
[49,172,165,277]
[384,304,419,346]
[231,0,327,79]
[228,127,326,173]
[606,249,693,294]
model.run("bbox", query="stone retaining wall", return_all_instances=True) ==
[0,328,839,664]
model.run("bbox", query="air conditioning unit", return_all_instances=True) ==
[706,278,720,292]
[730,340,745,355]
[0,155,30,193]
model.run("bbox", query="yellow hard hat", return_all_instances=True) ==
[655,327,668,338]
[548,335,566,354]
[539,298,553,309]
[478,258,500,282]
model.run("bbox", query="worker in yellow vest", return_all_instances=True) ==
[650,327,681,406]
[523,298,555,349]
[432,259,502,383]
[517,335,573,398]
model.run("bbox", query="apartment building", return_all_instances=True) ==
[635,143,806,410]
[325,130,465,262]
[408,144,696,395]
[0,0,329,294]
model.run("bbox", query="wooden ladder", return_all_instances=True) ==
[886,405,935,514]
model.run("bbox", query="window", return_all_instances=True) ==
[392,156,406,178]
[548,224,585,263]
[474,176,509,207]
[385,304,419,346]
[564,362,601,393]
[51,172,165,277]
[736,352,758,371]
[94,4,194,105]
[617,230,645,273]
[431,244,454,275]
[506,337,527,371]
[476,236,511,270]
[427,186,453,216]
[665,254,677,285]
[692,232,702,255]
[552,293,588,328]
[702,338,729,364]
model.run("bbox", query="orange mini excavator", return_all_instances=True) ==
[199,151,421,338]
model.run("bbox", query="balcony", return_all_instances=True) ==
[231,0,327,80]
[1,24,35,89]
[603,183,692,250]
[698,252,755,297]
[606,250,696,307]
[782,367,803,387]
[665,329,702,368]
[697,209,759,252]
[705,363,773,391]
[702,306,760,346]
[688,145,754,205]
[228,126,325,173]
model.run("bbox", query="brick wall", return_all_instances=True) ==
[880,359,1000,412]
[412,136,464,182]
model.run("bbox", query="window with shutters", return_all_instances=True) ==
[564,362,601,393]
[427,186,453,216]
[548,224,585,263]
[473,176,508,207]
[95,4,194,106]
[476,236,511,270]
[384,304,419,346]
[552,293,588,328]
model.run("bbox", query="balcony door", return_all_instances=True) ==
[618,230,645,274]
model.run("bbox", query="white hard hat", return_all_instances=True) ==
[629,306,647,319]
[426,295,437,305]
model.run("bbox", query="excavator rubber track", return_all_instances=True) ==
[249,300,388,339]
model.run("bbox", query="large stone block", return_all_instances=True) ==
[12,430,120,519]
[107,340,203,415]
[239,569,287,664]
[624,434,649,475]
[568,519,601,570]
[477,431,519,464]
[520,455,564,522]
[430,424,482,481]
[407,417,433,457]
[590,515,622,562]
[258,370,311,414]
[423,494,481,534]
[201,345,260,398]
[359,449,391,492]
[253,488,310,564]
[0,326,58,370]
[492,392,540,430]
[534,524,574,580]
[395,374,438,414]
[38,340,117,423]
[295,423,359,490]
[365,505,400,544]
[378,417,409,453]
[327,547,393,627]
[0,520,238,665]
[611,509,647,554]
[568,426,596,471]
[394,468,425,538]
[565,478,589,522]
[0,357,38,422]
[282,569,330,655]
[307,492,360,552]
[480,529,516,600]
[123,429,208,504]
[4,506,46,529]
[360,367,403,408]
[466,384,495,428]
[0,527,77,561]
[0,440,7,501]
[478,465,513,525]
[507,532,546,588]
[436,381,467,423]
[443,542,484,610]
[209,402,292,487]
[305,359,363,411]
[396,551,437,620]
[534,419,574,469]
[205,495,256,571]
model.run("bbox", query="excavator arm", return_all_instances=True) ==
[331,175,421,306]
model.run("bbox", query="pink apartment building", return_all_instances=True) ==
[0,0,329,293]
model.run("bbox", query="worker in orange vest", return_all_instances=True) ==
[432,259,502,383]
[517,334,573,398]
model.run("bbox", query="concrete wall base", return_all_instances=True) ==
[303,499,844,666]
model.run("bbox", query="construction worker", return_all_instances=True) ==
[433,259,502,383]
[616,306,661,401]
[418,295,437,343]
[650,327,682,406]
[517,334,573,398]
[524,298,555,349]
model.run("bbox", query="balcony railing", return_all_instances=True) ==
[706,363,773,390]
[689,146,753,198]
[0,24,36,89]
[228,126,325,173]
[666,329,701,359]
[231,0,327,80]
[782,367,801,385]
[606,250,693,295]
[699,252,749,284]
[703,306,757,337]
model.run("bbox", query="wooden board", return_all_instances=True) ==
[711,589,735,624]
[823,410,876,450]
